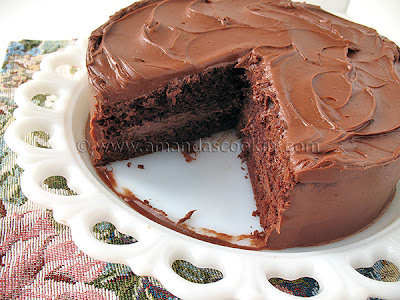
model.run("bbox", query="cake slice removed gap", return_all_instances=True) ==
[91,55,296,245]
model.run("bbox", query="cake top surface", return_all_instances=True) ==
[87,0,400,177]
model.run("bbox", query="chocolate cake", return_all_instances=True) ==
[86,0,400,249]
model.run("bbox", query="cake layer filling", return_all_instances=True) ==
[97,106,243,162]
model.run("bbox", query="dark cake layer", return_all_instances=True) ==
[90,66,249,165]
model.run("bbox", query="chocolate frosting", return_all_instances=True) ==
[87,0,400,180]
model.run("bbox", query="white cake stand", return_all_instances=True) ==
[5,39,400,300]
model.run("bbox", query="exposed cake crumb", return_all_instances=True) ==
[182,151,196,163]
[182,142,197,163]
[138,164,145,169]
[238,149,247,163]
[251,230,266,239]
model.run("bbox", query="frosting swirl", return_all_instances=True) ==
[87,0,400,177]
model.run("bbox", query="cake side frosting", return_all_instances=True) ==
[87,0,400,179]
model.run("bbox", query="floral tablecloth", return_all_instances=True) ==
[0,39,399,299]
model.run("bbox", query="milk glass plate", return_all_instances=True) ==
[5,37,400,300]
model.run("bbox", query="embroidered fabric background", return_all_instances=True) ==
[0,39,399,299]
